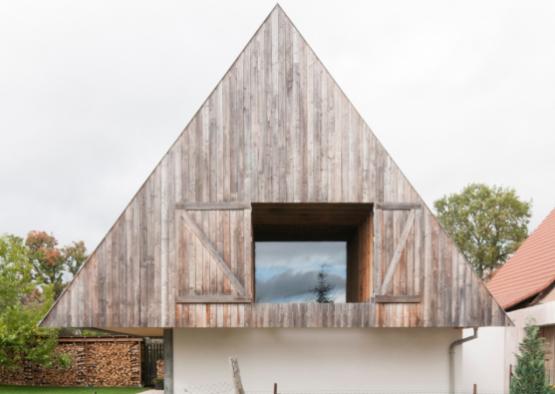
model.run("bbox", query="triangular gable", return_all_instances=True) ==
[41,5,509,329]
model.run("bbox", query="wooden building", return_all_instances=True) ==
[41,5,509,393]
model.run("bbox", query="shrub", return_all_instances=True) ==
[510,323,553,394]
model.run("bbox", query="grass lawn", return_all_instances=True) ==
[0,386,148,394]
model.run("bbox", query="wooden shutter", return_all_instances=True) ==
[175,202,253,303]
[373,202,423,303]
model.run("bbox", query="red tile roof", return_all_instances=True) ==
[488,208,555,309]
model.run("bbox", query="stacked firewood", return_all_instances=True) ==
[84,341,141,386]
[156,359,165,379]
[0,338,142,387]
[36,343,84,386]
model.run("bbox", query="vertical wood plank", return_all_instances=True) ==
[42,8,508,331]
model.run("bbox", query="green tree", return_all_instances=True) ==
[510,323,553,394]
[434,183,531,279]
[0,235,69,370]
[26,231,87,298]
[312,266,334,303]
[0,235,34,312]
[62,240,87,277]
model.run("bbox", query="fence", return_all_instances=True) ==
[182,383,504,394]
[143,339,164,386]
[179,358,504,394]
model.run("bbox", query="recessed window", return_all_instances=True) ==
[252,203,373,304]
[255,241,346,303]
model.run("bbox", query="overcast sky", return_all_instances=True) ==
[1,1,554,250]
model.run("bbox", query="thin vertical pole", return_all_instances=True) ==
[472,383,477,394]
[229,357,245,394]
[273,382,277,394]
[509,364,513,383]
[163,329,174,394]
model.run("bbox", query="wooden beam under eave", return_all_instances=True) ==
[175,201,251,210]
[375,202,421,210]
[175,295,253,304]
[374,295,421,304]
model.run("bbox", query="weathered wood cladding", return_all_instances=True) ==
[347,214,373,302]
[252,203,372,241]
[176,209,252,299]
[41,5,508,329]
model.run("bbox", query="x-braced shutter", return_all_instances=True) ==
[373,202,423,303]
[175,201,253,303]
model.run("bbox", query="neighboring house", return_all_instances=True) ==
[462,208,555,393]
[40,6,509,394]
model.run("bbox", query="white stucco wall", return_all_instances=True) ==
[510,301,555,327]
[173,328,463,393]
[461,300,555,394]
[461,327,509,393]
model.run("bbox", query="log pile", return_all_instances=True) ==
[0,337,142,387]
[33,343,85,386]
[156,359,165,379]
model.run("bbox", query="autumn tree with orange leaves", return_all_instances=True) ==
[25,231,87,298]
